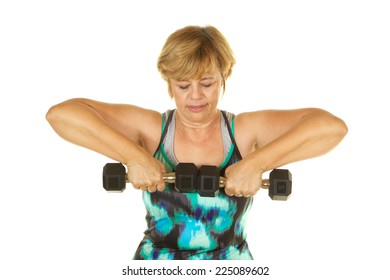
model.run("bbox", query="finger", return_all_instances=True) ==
[224,188,234,196]
[148,185,157,193]
[157,182,166,192]
[244,190,258,197]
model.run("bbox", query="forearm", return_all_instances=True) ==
[249,110,348,172]
[46,100,144,164]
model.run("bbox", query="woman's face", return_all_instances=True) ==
[170,73,223,124]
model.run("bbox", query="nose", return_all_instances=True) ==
[189,84,202,99]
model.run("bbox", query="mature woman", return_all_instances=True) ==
[46,25,347,260]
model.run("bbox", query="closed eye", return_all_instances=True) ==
[201,83,214,88]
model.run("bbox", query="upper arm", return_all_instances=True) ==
[235,108,323,152]
[67,98,162,152]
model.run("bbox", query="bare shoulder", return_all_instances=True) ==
[234,108,320,150]
[234,111,269,155]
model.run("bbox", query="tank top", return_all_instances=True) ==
[133,110,253,260]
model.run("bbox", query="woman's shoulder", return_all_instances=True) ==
[233,110,286,155]
[228,111,261,156]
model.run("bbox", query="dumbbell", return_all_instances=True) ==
[196,165,292,200]
[102,163,224,196]
[102,162,292,200]
[102,162,205,193]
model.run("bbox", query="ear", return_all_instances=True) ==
[223,72,229,80]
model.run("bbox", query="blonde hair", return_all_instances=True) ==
[157,25,236,97]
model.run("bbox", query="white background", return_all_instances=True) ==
[1,0,389,279]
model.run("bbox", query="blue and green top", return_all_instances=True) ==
[133,110,253,260]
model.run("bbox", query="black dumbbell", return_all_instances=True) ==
[102,163,219,196]
[197,167,292,200]
[268,169,292,201]
[198,165,221,197]
[175,163,198,193]
[102,163,127,192]
[102,163,292,200]
[102,162,192,192]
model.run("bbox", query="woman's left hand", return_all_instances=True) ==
[224,157,264,197]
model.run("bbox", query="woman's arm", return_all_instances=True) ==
[46,98,166,191]
[225,108,348,197]
[236,108,348,171]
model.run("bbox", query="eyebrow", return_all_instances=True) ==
[176,76,215,82]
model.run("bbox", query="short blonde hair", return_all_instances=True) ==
[157,25,236,97]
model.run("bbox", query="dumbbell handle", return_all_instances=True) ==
[126,173,270,189]
[123,173,176,184]
[219,177,270,189]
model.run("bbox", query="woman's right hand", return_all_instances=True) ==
[125,149,167,193]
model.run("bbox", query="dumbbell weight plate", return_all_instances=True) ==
[175,163,198,193]
[198,165,220,197]
[268,169,292,201]
[103,163,126,192]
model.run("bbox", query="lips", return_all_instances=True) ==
[187,104,207,112]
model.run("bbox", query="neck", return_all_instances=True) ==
[176,110,221,142]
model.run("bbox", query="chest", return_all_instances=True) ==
[173,129,225,167]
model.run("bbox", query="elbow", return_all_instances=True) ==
[321,115,348,151]
[332,115,348,142]
[325,116,348,155]
[46,102,68,127]
[46,100,74,127]
[339,118,348,137]
[311,108,348,140]
[46,98,85,125]
[307,108,348,147]
[310,111,348,156]
[46,104,61,126]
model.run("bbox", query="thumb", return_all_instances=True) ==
[158,160,166,173]
[224,164,233,176]
[157,161,167,192]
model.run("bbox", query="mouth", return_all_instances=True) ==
[187,104,208,113]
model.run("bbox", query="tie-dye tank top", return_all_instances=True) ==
[133,110,253,260]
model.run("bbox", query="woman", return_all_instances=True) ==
[46,25,348,260]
